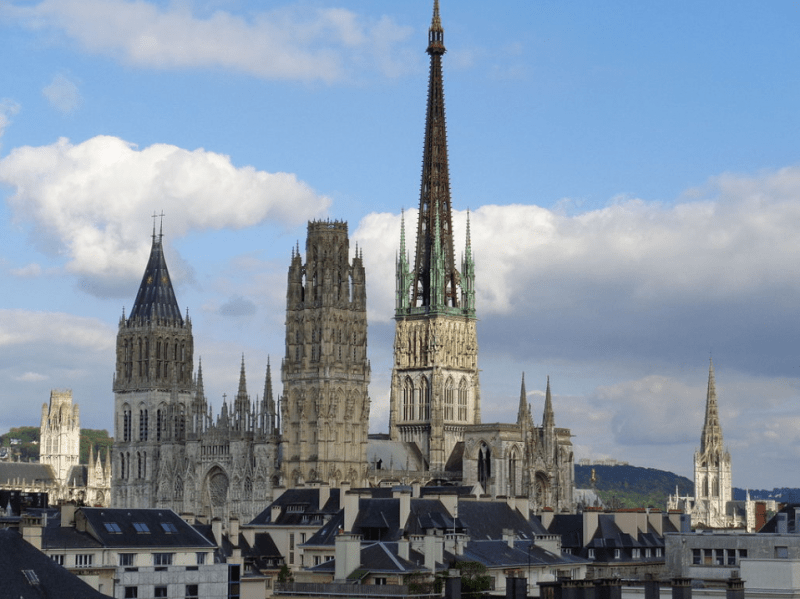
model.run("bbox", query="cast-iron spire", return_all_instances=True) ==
[412,0,458,309]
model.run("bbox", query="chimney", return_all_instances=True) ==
[393,486,411,528]
[794,508,800,534]
[582,510,599,545]
[271,503,282,523]
[503,528,515,549]
[334,533,362,581]
[777,513,788,534]
[319,483,330,511]
[539,510,555,530]
[229,517,240,543]
[424,533,442,572]
[436,492,458,518]
[412,482,421,498]
[20,514,44,550]
[398,537,410,561]
[61,503,76,528]
[679,513,691,533]
[344,490,360,533]
[212,518,223,546]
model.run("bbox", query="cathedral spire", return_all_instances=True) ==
[263,358,276,435]
[412,0,458,309]
[235,355,249,423]
[543,376,555,429]
[517,372,528,425]
[129,222,182,323]
[700,358,723,454]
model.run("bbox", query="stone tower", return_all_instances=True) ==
[40,390,80,484]
[389,0,481,473]
[281,220,370,487]
[693,359,732,527]
[112,222,194,508]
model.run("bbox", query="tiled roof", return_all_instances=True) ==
[79,507,215,548]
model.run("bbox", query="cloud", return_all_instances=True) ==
[10,0,414,82]
[0,309,115,434]
[0,135,330,297]
[42,73,82,113]
[0,99,21,141]
[355,166,800,377]
[10,263,42,277]
[218,295,257,318]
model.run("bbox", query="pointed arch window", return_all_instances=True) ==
[123,409,132,442]
[403,378,413,420]
[458,379,468,421]
[444,377,454,420]
[508,449,519,496]
[478,443,491,491]
[420,376,430,420]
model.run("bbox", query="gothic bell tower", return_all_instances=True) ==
[281,220,370,487]
[112,220,194,508]
[693,359,732,527]
[389,0,481,473]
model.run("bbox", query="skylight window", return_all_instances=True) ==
[104,522,122,533]
[133,522,150,533]
[22,570,40,585]
[160,522,178,533]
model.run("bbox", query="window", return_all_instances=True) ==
[153,553,174,566]
[314,555,321,566]
[739,549,748,560]
[119,553,135,567]
[160,522,178,533]
[632,548,640,558]
[645,548,651,558]
[155,587,168,598]
[727,550,736,565]
[715,549,724,565]
[22,570,39,585]
[132,522,150,533]
[51,554,64,566]
[656,548,662,558]
[692,549,701,565]
[124,587,138,599]
[186,585,199,599]
[374,578,387,585]
[76,554,93,566]
[614,549,620,559]
[776,546,789,559]
[289,533,295,550]
[588,549,595,559]
[104,521,122,533]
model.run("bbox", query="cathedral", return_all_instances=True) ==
[111,0,575,520]
[667,360,743,528]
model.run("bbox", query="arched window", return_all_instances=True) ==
[458,379,468,421]
[444,377,454,420]
[420,377,430,420]
[478,443,491,491]
[712,477,719,497]
[137,452,142,479]
[508,449,519,496]
[139,409,148,441]
[120,453,126,479]
[403,378,413,420]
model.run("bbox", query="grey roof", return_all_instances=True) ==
[0,462,56,485]
[64,508,215,549]
[0,528,108,599]
[459,539,588,569]
[309,541,434,575]
[456,500,537,540]
[66,465,87,487]
[128,235,183,323]
[249,488,341,526]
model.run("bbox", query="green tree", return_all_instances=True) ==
[455,561,492,598]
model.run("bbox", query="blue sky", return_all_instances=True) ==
[2,0,800,490]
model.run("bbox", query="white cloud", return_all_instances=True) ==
[0,135,330,296]
[10,263,42,277]
[14,372,49,382]
[0,99,21,141]
[42,73,82,113]
[11,0,414,82]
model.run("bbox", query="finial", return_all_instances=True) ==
[158,210,165,241]
[466,209,472,249]
[151,211,158,241]
[428,0,444,52]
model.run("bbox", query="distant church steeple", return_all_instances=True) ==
[693,358,733,527]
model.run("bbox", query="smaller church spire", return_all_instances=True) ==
[543,375,555,429]
[517,372,528,425]
[263,357,276,435]
[700,358,723,454]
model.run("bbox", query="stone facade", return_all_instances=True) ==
[281,220,371,487]
[38,389,111,506]
[112,227,281,521]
